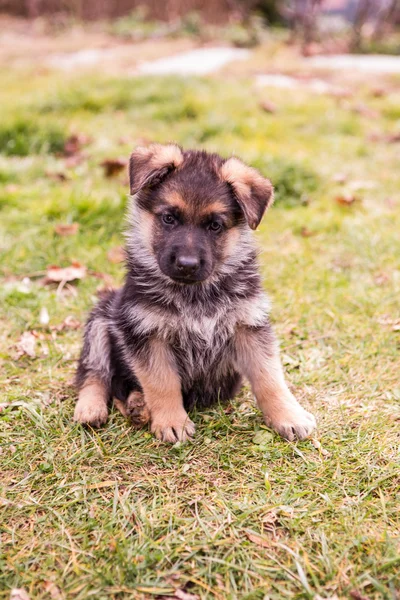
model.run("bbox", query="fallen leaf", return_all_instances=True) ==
[174,590,200,600]
[61,315,81,330]
[17,331,37,358]
[311,438,331,457]
[46,171,69,182]
[370,86,387,98]
[352,103,379,119]
[259,100,277,114]
[10,589,30,600]
[300,226,315,237]
[45,262,86,284]
[107,246,126,263]
[245,531,270,548]
[63,133,91,157]
[350,591,369,600]
[44,582,63,600]
[374,271,390,286]
[386,132,400,143]
[64,155,85,168]
[335,193,358,206]
[369,131,400,143]
[54,223,79,236]
[262,509,279,526]
[0,403,10,412]
[100,157,128,177]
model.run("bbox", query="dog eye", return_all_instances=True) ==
[162,214,175,225]
[208,221,222,233]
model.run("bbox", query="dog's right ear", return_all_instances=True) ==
[129,143,183,195]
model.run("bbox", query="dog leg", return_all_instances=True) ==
[134,340,195,443]
[235,326,316,441]
[74,379,109,427]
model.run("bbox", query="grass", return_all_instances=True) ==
[1,59,400,600]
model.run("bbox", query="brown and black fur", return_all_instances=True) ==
[74,144,316,443]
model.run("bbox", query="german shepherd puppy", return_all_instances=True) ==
[74,144,316,443]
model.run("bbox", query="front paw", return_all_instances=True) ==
[265,403,316,441]
[151,410,195,443]
[74,396,108,428]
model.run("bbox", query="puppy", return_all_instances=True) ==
[74,144,316,443]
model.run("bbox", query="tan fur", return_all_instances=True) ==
[235,329,316,440]
[199,200,228,215]
[74,380,109,427]
[135,143,183,170]
[220,157,274,230]
[133,339,195,442]
[162,189,187,211]
[222,227,241,260]
[137,209,156,254]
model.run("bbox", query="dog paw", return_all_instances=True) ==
[114,392,151,428]
[74,395,108,428]
[151,411,195,443]
[267,404,316,441]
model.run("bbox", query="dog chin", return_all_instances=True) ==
[169,274,208,285]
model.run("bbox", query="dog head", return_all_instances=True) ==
[128,143,273,284]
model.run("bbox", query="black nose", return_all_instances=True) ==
[176,255,199,274]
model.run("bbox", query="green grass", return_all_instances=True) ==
[1,66,400,600]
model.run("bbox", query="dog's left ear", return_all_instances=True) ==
[220,157,274,230]
[129,143,183,195]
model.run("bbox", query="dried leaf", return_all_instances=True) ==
[352,103,379,119]
[100,157,128,177]
[369,131,400,144]
[374,271,390,286]
[64,155,85,168]
[54,223,79,236]
[174,590,200,600]
[10,589,31,600]
[259,100,277,114]
[44,582,63,600]
[46,171,69,182]
[0,403,10,412]
[262,509,279,526]
[63,133,91,157]
[335,193,358,206]
[350,591,369,600]
[107,246,126,263]
[245,531,270,548]
[311,438,331,457]
[62,315,81,330]
[370,87,387,98]
[45,262,86,284]
[17,331,37,358]
[300,226,315,237]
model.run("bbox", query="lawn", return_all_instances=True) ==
[1,57,400,600]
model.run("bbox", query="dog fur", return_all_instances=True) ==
[74,144,316,443]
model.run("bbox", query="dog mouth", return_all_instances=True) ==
[170,274,207,285]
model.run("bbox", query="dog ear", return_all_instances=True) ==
[220,157,274,230]
[129,143,183,195]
